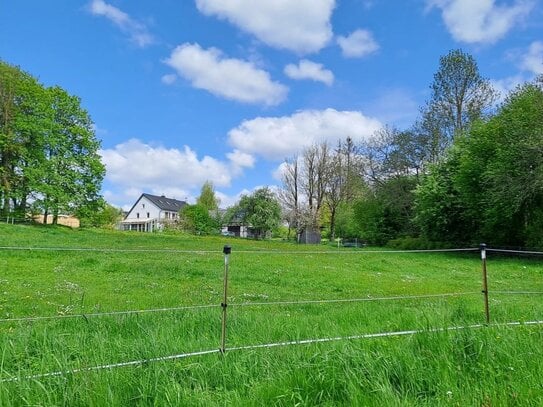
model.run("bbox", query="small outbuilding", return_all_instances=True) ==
[298,227,322,244]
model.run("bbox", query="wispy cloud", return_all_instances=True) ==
[520,41,543,75]
[89,0,153,47]
[491,41,543,102]
[161,74,177,85]
[490,75,525,102]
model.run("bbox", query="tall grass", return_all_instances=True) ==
[1,224,542,405]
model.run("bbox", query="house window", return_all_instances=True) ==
[136,213,140,219]
[142,203,145,208]
[147,212,150,218]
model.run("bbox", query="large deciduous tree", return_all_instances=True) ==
[196,180,219,211]
[361,126,426,184]
[31,86,105,223]
[301,142,329,229]
[279,139,366,241]
[0,60,105,222]
[325,138,364,240]
[456,81,543,246]
[416,80,543,247]
[237,187,281,239]
[352,128,421,244]
[77,199,123,228]
[0,61,48,217]
[179,204,218,235]
[421,49,497,154]
[278,154,300,239]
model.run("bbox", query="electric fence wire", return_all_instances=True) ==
[0,246,222,254]
[0,292,481,324]
[487,248,543,256]
[230,292,481,308]
[2,320,542,383]
[3,245,543,256]
[0,304,218,323]
[0,246,480,254]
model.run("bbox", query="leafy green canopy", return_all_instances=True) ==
[196,181,219,211]
[0,61,105,221]
[234,187,281,239]
[179,204,219,235]
[416,81,543,247]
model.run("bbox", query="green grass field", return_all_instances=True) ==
[1,224,542,405]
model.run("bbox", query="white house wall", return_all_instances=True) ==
[125,196,161,221]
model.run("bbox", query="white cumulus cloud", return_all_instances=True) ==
[100,139,234,192]
[99,139,265,209]
[520,41,543,75]
[195,0,335,54]
[227,149,256,172]
[164,43,288,106]
[228,108,382,161]
[88,0,153,47]
[427,0,533,44]
[215,189,251,208]
[272,161,291,182]
[337,29,379,58]
[284,60,334,86]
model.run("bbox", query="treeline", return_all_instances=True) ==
[178,182,282,239]
[280,50,543,249]
[0,61,105,224]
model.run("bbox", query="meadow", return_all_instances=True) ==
[0,223,542,406]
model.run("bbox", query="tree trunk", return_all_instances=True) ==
[1,164,10,217]
[287,223,291,240]
[53,212,58,225]
[330,208,337,241]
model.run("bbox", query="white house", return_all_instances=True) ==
[120,193,187,232]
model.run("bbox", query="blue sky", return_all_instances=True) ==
[1,1,542,210]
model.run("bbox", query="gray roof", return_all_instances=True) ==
[142,193,187,212]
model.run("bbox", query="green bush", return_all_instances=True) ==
[386,236,456,250]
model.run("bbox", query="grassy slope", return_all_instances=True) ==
[0,224,542,405]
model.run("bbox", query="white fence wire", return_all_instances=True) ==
[1,244,542,381]
[0,246,480,254]
[2,320,542,383]
[0,292,481,324]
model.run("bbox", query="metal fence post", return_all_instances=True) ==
[480,243,490,324]
[220,245,231,353]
